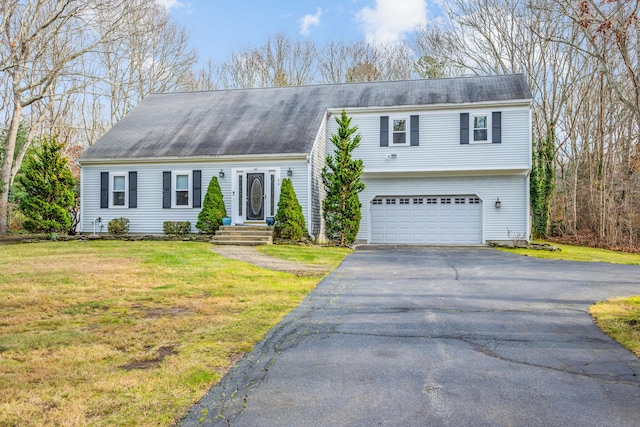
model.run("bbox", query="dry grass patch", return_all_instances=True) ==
[590,296,640,357]
[258,245,352,267]
[0,241,347,426]
[498,240,640,265]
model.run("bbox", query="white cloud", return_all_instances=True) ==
[156,0,185,10]
[356,0,427,43]
[300,8,322,36]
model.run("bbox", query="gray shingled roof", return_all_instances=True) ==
[79,74,531,161]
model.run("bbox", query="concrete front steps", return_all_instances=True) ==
[211,225,273,246]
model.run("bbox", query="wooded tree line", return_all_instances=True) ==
[420,0,640,250]
[1,0,639,250]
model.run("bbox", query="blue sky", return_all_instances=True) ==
[160,0,439,64]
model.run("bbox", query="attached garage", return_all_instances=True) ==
[370,195,483,244]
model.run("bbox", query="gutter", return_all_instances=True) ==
[77,152,311,166]
[326,99,532,115]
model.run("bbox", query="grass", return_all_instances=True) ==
[498,241,640,358]
[497,241,640,265]
[590,296,640,358]
[258,245,352,267]
[0,241,349,426]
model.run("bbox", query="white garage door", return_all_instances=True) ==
[370,196,482,244]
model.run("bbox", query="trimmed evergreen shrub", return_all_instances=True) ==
[163,221,191,235]
[196,176,227,234]
[108,217,130,235]
[274,178,308,241]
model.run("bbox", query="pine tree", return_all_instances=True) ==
[274,178,308,241]
[322,110,365,246]
[196,176,227,234]
[17,136,76,234]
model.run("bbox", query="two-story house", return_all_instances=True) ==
[77,74,532,244]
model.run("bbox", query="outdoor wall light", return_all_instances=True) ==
[287,167,293,177]
[495,197,501,208]
[219,169,225,178]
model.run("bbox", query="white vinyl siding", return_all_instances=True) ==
[358,174,529,243]
[328,106,530,173]
[80,158,310,234]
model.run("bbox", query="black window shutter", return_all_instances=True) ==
[380,116,389,147]
[460,113,469,144]
[193,170,202,208]
[128,171,137,208]
[410,115,419,146]
[163,171,171,208]
[100,172,109,208]
[492,112,502,143]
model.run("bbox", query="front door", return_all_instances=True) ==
[246,173,265,221]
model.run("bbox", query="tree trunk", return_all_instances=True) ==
[0,102,23,235]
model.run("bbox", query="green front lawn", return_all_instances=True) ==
[0,241,349,426]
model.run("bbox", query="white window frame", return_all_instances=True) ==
[470,112,491,144]
[172,171,191,208]
[390,116,409,145]
[110,172,128,208]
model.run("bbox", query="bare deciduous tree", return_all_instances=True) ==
[0,0,128,235]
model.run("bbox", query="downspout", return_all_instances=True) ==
[79,163,84,233]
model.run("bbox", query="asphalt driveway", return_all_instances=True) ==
[181,246,640,426]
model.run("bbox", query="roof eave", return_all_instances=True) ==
[327,98,532,114]
[77,152,311,166]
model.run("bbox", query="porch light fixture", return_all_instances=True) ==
[219,169,225,178]
[287,167,293,177]
[495,197,501,208]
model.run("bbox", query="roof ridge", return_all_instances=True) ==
[149,73,526,97]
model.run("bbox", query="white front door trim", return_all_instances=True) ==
[231,167,281,224]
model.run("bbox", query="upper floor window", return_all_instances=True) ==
[461,112,501,144]
[174,172,190,207]
[112,174,126,207]
[381,115,419,147]
[472,114,489,142]
[392,118,408,144]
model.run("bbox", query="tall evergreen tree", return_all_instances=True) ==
[196,176,227,234]
[274,178,308,240]
[322,110,365,246]
[17,136,76,234]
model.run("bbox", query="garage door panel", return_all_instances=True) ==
[371,194,482,244]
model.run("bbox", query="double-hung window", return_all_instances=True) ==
[101,171,136,209]
[162,170,201,209]
[111,173,127,207]
[472,114,489,143]
[173,171,190,207]
[391,117,408,145]
[380,115,419,147]
[461,112,501,144]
